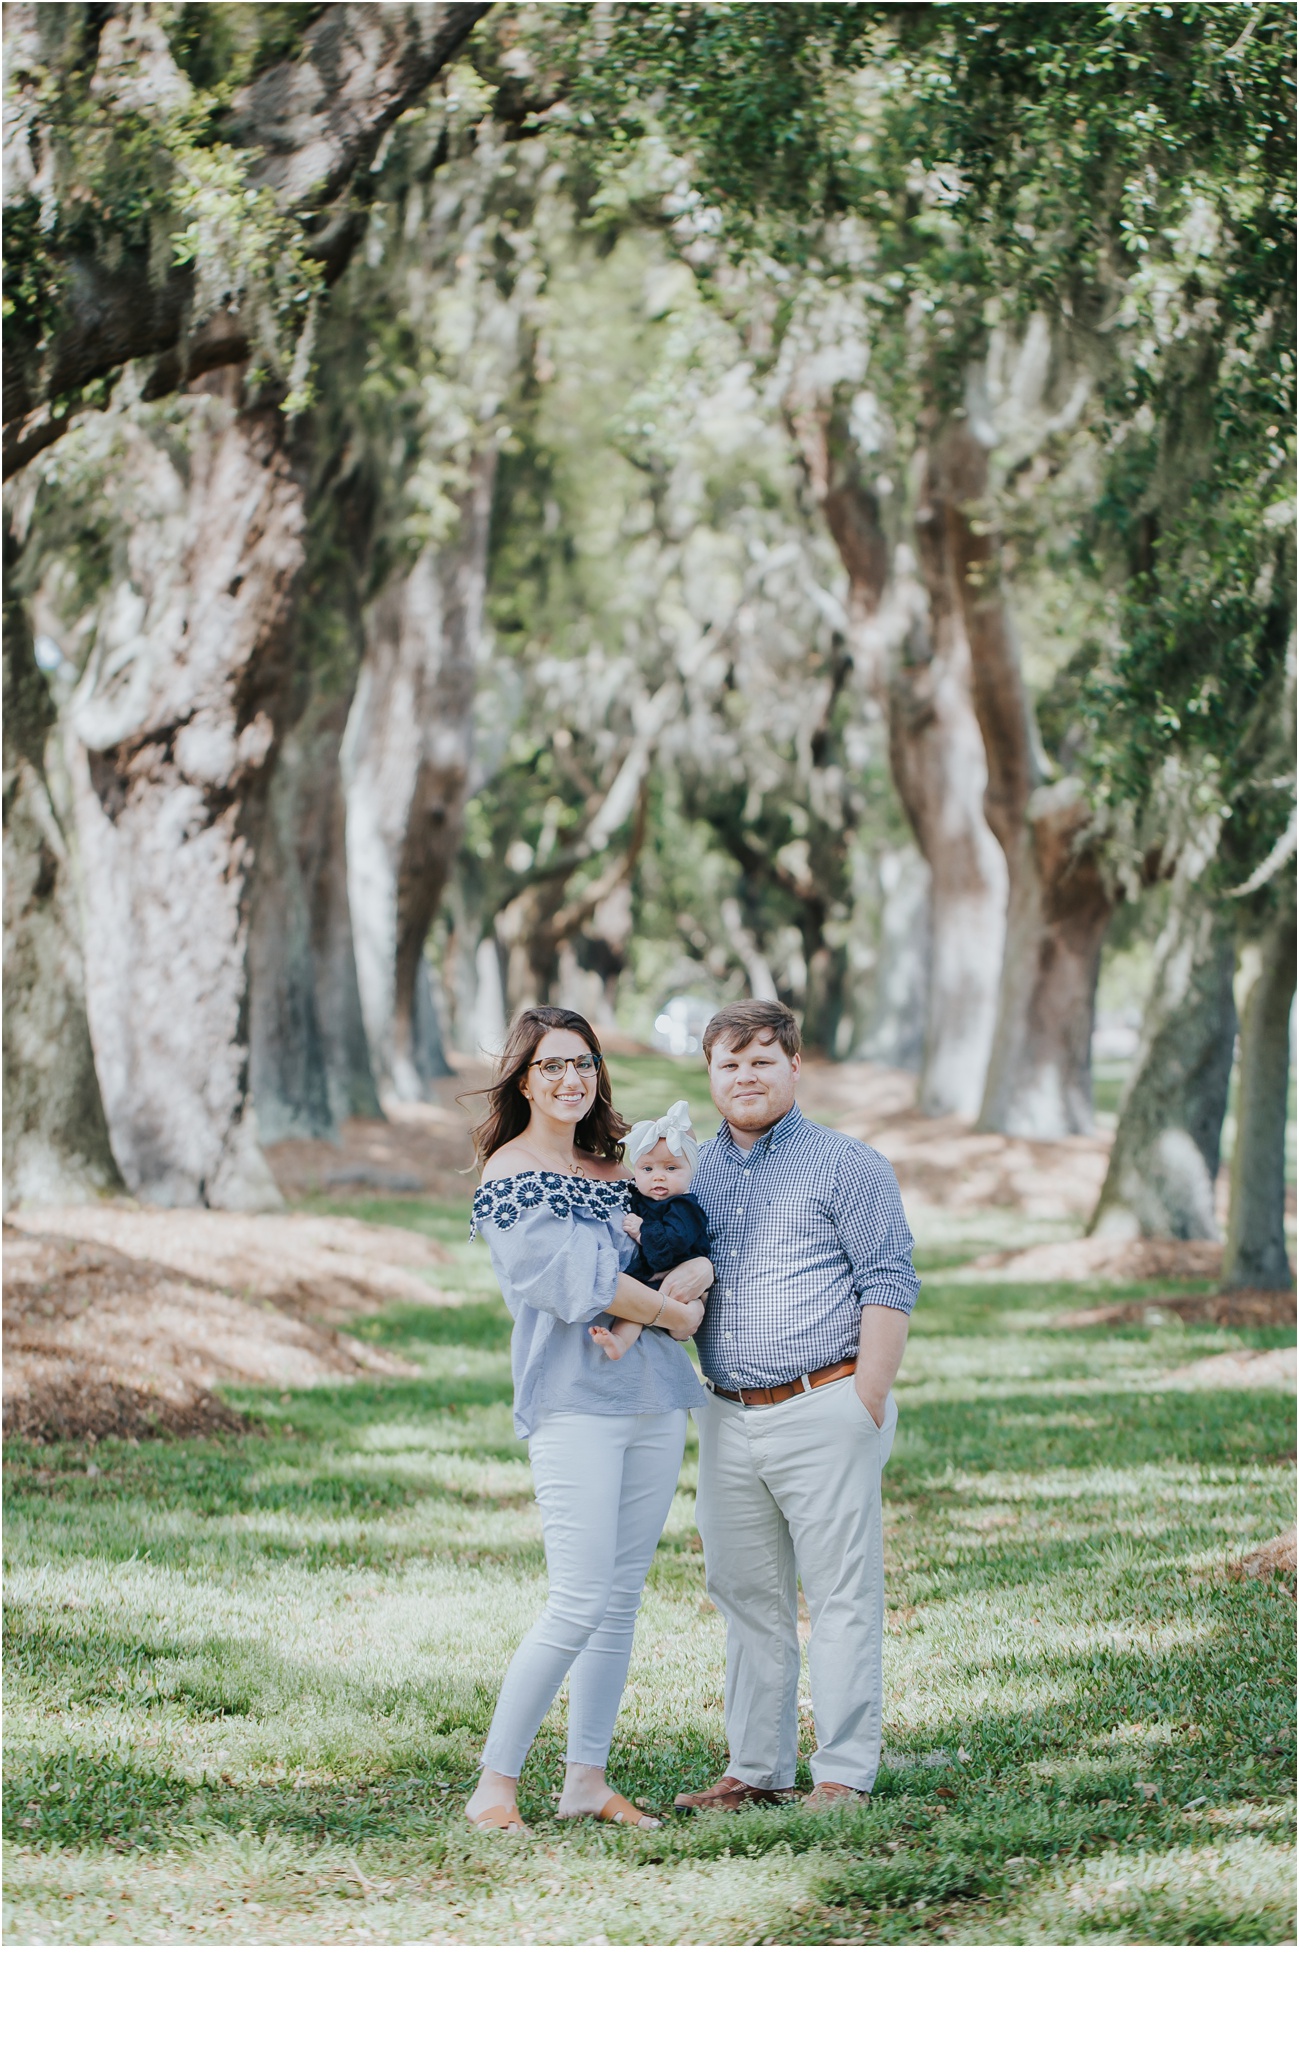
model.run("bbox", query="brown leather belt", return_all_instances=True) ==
[706,1358,857,1407]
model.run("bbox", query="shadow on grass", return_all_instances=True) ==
[909,1279,1292,1340]
[347,1302,514,1352]
[237,1368,518,1429]
[10,1574,1291,1821]
[889,1387,1295,1481]
[5,1440,527,1518]
[5,1556,1292,1947]
[4,1747,485,1853]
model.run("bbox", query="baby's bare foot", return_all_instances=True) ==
[589,1325,633,1360]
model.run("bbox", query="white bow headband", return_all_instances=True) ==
[627,1100,698,1170]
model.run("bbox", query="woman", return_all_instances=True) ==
[464,1007,713,1834]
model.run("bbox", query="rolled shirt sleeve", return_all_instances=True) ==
[478,1204,623,1325]
[831,1145,921,1316]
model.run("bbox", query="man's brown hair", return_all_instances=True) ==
[702,999,802,1063]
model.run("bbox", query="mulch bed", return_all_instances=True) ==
[2,1217,420,1445]
[1227,1528,1297,1585]
[5,1367,250,1445]
[1055,1290,1296,1331]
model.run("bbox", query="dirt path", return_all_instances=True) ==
[6,1056,1287,1442]
[264,1060,1120,1221]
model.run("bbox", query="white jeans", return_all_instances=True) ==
[696,1374,897,1792]
[481,1408,687,1776]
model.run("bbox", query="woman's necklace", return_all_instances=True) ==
[518,1140,590,1179]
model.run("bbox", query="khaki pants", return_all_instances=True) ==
[696,1374,897,1792]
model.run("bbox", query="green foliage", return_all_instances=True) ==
[1,197,55,342]
[4,4,328,412]
[163,3,324,100]
[549,2,1297,885]
[537,2,878,237]
[445,170,904,1045]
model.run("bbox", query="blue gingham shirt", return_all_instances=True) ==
[692,1104,920,1390]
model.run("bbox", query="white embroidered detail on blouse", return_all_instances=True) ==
[470,1171,630,1238]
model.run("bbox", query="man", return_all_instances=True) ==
[669,999,919,1811]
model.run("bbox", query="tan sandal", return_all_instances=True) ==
[597,1793,661,1830]
[470,1803,530,1834]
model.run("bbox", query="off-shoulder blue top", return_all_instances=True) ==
[471,1171,705,1439]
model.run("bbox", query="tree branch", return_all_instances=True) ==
[2,2,492,473]
[227,3,494,210]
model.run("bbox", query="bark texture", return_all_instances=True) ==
[1223,905,1296,1290]
[229,3,492,209]
[3,572,122,1204]
[855,846,931,1070]
[248,693,379,1142]
[937,421,1113,1137]
[901,459,1009,1115]
[66,385,304,1206]
[978,778,1112,1136]
[341,456,495,1101]
[1091,880,1236,1240]
[788,400,1006,1113]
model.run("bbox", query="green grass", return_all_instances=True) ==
[4,1221,1295,1944]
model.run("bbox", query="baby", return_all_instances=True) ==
[589,1100,713,1361]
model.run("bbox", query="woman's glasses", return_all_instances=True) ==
[528,1052,603,1081]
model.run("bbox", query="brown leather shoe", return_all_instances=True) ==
[803,1782,868,1810]
[673,1774,796,1814]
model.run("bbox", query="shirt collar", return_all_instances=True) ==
[722,1101,804,1158]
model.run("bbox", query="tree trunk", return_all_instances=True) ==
[1091,864,1236,1240]
[899,463,1008,1115]
[791,401,1006,1112]
[472,932,509,1057]
[1223,904,1296,1290]
[574,878,636,1024]
[2,567,122,1204]
[855,844,930,1070]
[65,382,303,1207]
[496,874,567,1015]
[248,693,379,1142]
[975,779,1112,1136]
[721,898,781,1003]
[341,454,494,1102]
[937,420,1113,1136]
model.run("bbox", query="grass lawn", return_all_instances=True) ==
[4,1199,1294,1946]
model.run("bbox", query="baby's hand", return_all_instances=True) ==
[622,1213,643,1243]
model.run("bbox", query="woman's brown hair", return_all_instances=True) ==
[470,1006,629,1166]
